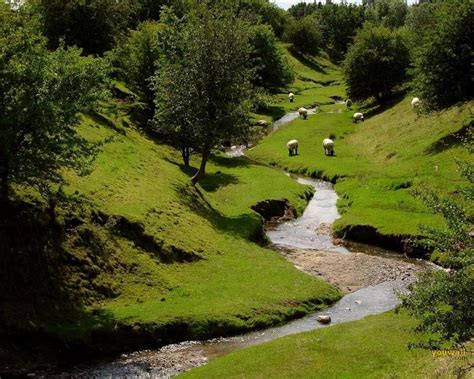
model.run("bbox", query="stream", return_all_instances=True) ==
[67,110,434,378]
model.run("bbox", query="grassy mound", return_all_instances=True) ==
[180,311,473,378]
[0,96,341,373]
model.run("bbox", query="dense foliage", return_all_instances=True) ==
[250,24,293,91]
[110,21,163,115]
[153,3,252,184]
[285,15,322,56]
[410,0,473,111]
[343,22,410,102]
[30,0,133,55]
[365,0,408,30]
[0,4,109,207]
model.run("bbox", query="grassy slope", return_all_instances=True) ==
[53,111,340,339]
[180,311,473,379]
[249,47,473,237]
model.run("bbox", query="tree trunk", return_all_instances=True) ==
[181,146,190,167]
[191,150,209,185]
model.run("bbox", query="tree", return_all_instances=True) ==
[343,22,410,102]
[30,0,133,55]
[285,15,322,56]
[0,6,109,208]
[249,24,293,91]
[365,0,408,30]
[400,131,474,348]
[111,21,163,117]
[153,3,252,184]
[411,0,473,111]
[315,4,366,61]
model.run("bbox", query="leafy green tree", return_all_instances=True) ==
[0,6,109,208]
[365,0,408,30]
[30,0,133,55]
[111,21,163,116]
[401,133,474,348]
[343,22,410,102]
[250,24,293,91]
[315,4,366,61]
[285,15,322,56]
[153,3,252,184]
[411,0,473,111]
[238,0,290,38]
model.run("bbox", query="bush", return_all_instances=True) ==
[110,21,163,115]
[343,22,410,102]
[411,0,473,111]
[285,15,322,56]
[250,24,293,91]
[401,136,473,348]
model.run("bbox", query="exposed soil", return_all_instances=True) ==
[277,246,424,294]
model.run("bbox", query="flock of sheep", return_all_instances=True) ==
[285,93,421,158]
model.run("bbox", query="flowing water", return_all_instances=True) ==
[65,109,432,378]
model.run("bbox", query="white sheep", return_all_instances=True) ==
[346,99,353,109]
[289,92,295,103]
[255,119,269,127]
[323,138,334,156]
[411,97,421,108]
[298,107,308,120]
[287,139,299,156]
[352,112,364,123]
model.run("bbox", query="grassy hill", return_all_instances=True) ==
[249,47,473,248]
[0,93,341,373]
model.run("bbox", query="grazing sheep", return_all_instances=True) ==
[352,112,364,123]
[411,97,421,108]
[298,107,308,120]
[287,139,299,156]
[346,99,353,109]
[289,92,295,103]
[323,138,334,156]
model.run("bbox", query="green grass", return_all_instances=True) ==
[50,112,340,339]
[180,311,473,379]
[249,56,473,237]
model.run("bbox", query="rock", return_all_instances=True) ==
[332,238,344,246]
[355,300,362,305]
[255,119,269,127]
[316,315,331,324]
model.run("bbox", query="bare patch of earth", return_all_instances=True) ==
[278,247,424,294]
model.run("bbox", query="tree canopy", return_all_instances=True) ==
[343,22,410,102]
[153,3,252,184]
[0,5,109,205]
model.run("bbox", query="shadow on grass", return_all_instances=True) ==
[425,120,473,155]
[259,105,287,121]
[289,49,327,75]
[174,184,263,242]
[200,172,240,192]
[0,201,119,372]
[363,89,408,119]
